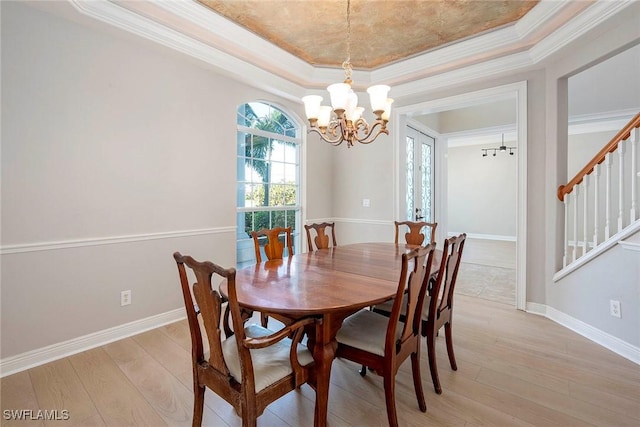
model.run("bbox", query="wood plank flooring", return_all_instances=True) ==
[2,295,639,426]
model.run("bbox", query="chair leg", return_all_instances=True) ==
[444,321,457,371]
[410,352,427,412]
[383,374,399,427]
[192,384,205,427]
[426,329,442,394]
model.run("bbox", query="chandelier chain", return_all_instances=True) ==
[342,0,353,83]
[300,0,392,148]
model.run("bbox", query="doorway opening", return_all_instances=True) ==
[393,82,527,310]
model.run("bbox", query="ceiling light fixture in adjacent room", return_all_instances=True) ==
[482,134,516,157]
[301,0,393,148]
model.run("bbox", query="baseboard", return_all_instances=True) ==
[448,232,517,241]
[0,309,186,378]
[545,305,640,365]
[525,302,547,316]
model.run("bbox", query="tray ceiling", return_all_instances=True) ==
[196,0,539,69]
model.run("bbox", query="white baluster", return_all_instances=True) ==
[582,176,589,256]
[593,164,600,247]
[605,154,612,240]
[563,196,569,267]
[572,186,579,263]
[630,127,638,222]
[618,142,626,232]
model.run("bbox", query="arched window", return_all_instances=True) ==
[236,102,301,267]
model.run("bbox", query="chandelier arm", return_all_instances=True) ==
[307,126,345,146]
[353,119,389,144]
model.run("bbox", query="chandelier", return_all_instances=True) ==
[301,0,393,148]
[482,134,516,157]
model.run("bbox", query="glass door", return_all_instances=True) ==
[405,126,435,226]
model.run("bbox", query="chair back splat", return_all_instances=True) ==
[394,220,437,245]
[251,227,293,263]
[173,252,315,427]
[304,222,337,251]
[335,243,436,427]
[250,226,294,327]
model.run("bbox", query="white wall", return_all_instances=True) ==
[0,2,331,360]
[567,130,618,178]
[568,44,640,117]
[447,142,517,238]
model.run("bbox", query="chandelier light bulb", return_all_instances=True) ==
[367,85,391,115]
[381,98,394,121]
[317,106,333,128]
[327,83,351,113]
[302,95,323,120]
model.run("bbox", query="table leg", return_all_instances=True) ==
[307,316,340,427]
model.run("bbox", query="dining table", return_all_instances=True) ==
[220,242,438,427]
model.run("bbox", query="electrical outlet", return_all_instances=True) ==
[609,300,621,318]
[121,290,132,306]
[362,198,370,208]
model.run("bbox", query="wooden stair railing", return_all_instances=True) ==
[557,113,640,268]
[558,113,640,201]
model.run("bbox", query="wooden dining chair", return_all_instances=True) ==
[251,226,293,326]
[173,252,316,427]
[251,226,293,263]
[394,220,437,245]
[335,243,436,427]
[423,233,466,394]
[304,222,337,251]
[373,233,467,394]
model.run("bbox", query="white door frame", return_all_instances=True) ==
[392,81,528,310]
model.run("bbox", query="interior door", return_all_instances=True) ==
[405,126,435,225]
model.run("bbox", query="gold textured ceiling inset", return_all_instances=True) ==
[197,0,539,69]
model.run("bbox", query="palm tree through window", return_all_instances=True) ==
[236,102,301,267]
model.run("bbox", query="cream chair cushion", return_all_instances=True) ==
[220,324,314,393]
[336,309,403,356]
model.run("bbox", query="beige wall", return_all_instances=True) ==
[447,142,518,238]
[0,2,331,358]
[2,0,639,363]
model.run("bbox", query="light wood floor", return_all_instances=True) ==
[461,238,516,270]
[3,295,639,426]
[456,238,517,306]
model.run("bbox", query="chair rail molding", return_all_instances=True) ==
[0,226,236,255]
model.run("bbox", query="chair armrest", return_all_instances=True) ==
[243,317,316,349]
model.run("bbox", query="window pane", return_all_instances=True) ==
[406,136,414,221]
[283,185,297,206]
[286,210,296,231]
[271,161,285,184]
[270,140,286,163]
[284,164,296,184]
[273,210,286,228]
[238,212,250,238]
[253,211,270,231]
[252,160,267,184]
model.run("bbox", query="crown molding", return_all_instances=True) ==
[68,0,307,101]
[444,108,638,147]
[529,0,636,63]
[65,0,633,102]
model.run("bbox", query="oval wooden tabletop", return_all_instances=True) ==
[224,242,420,316]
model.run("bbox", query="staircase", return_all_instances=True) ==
[555,113,640,280]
